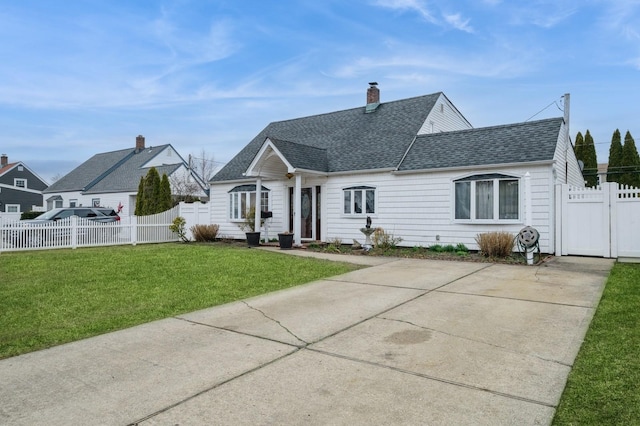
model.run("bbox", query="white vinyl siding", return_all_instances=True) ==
[418,93,472,135]
[210,165,555,252]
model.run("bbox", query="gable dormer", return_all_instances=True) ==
[417,93,473,135]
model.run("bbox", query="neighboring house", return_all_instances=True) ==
[44,136,208,217]
[210,84,583,253]
[0,154,47,214]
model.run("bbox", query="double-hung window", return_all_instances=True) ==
[229,185,270,220]
[454,174,520,222]
[343,186,375,215]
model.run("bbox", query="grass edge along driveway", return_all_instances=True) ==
[0,243,362,360]
[553,262,640,424]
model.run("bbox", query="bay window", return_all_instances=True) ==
[229,185,269,220]
[454,174,520,222]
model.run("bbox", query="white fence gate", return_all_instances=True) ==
[556,183,640,258]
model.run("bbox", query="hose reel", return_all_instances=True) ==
[516,226,540,262]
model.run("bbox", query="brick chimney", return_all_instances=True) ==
[365,82,380,113]
[135,135,145,152]
[1,154,7,167]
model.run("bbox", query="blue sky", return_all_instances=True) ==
[1,0,638,183]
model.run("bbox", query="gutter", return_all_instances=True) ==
[392,159,555,175]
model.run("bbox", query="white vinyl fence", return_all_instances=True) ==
[556,183,640,258]
[1,205,182,252]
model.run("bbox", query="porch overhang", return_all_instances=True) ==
[244,137,328,179]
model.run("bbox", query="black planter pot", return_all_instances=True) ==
[278,233,294,249]
[245,232,261,246]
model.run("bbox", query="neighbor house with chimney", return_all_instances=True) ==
[0,154,48,215]
[209,83,584,253]
[43,136,208,217]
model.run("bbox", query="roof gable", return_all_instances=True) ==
[397,118,564,172]
[212,93,442,182]
[0,161,49,188]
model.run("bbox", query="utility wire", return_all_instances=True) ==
[524,96,564,122]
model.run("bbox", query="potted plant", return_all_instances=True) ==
[278,231,294,249]
[237,206,262,246]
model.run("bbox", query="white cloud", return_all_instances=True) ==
[328,47,536,80]
[372,0,438,24]
[372,0,475,32]
[501,1,579,28]
[444,13,474,33]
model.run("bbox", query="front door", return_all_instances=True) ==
[289,186,321,240]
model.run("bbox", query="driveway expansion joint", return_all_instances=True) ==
[377,316,572,366]
[307,347,557,409]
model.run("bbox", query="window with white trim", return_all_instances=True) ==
[228,185,270,220]
[343,186,376,215]
[454,174,520,222]
[14,178,26,188]
[5,204,20,213]
[70,199,78,207]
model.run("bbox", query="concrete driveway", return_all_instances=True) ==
[0,252,613,425]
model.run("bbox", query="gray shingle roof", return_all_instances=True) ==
[269,137,328,172]
[44,145,182,194]
[44,149,132,193]
[211,93,442,182]
[397,118,563,172]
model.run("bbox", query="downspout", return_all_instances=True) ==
[564,93,570,184]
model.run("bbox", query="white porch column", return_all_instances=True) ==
[254,177,262,233]
[294,174,302,246]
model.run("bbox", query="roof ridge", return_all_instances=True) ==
[417,116,563,138]
[82,150,137,192]
[268,137,328,151]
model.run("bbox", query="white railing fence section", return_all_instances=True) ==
[0,204,186,252]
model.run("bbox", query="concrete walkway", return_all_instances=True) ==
[0,251,614,425]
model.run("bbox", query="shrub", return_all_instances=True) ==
[475,231,515,257]
[372,227,403,250]
[442,244,456,252]
[428,244,443,252]
[455,243,469,253]
[20,211,42,220]
[191,224,220,242]
[169,216,189,242]
[326,237,343,253]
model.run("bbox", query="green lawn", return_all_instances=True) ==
[553,262,640,424]
[0,243,361,359]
